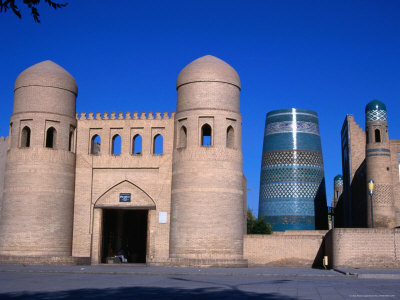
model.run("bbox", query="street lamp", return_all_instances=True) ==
[368,179,374,228]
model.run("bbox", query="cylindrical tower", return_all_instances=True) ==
[0,61,77,256]
[258,108,328,231]
[169,55,246,264]
[332,174,343,208]
[365,99,395,228]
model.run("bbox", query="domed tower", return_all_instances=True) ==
[169,55,246,265]
[0,61,77,257]
[332,175,343,208]
[365,99,395,228]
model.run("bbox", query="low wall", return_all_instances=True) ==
[0,255,90,266]
[244,231,327,267]
[325,228,400,269]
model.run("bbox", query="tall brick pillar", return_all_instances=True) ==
[0,61,77,256]
[169,55,247,266]
[333,175,343,208]
[365,99,396,228]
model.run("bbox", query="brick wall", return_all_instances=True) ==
[389,140,400,227]
[72,112,174,263]
[325,228,400,268]
[244,231,326,267]
[0,137,8,214]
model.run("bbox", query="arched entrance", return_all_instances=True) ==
[92,180,156,264]
[101,209,148,263]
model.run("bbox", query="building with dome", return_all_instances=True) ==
[329,175,343,228]
[0,56,248,266]
[338,100,400,228]
[0,58,398,269]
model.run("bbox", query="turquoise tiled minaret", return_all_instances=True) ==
[258,108,328,231]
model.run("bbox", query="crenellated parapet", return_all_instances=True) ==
[76,111,175,121]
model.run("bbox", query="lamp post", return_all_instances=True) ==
[368,179,374,228]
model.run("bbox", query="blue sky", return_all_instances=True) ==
[1,0,400,215]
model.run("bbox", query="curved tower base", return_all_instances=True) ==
[169,55,246,265]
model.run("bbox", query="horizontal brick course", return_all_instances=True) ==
[244,232,326,267]
[325,228,400,269]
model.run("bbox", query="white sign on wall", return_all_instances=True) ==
[159,212,167,224]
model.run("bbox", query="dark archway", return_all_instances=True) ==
[21,126,31,148]
[101,209,148,263]
[375,129,381,143]
[46,127,56,148]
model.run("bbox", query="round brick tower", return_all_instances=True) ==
[169,55,246,265]
[332,174,343,208]
[0,61,77,256]
[365,99,396,228]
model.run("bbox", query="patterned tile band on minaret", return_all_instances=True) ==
[258,108,328,231]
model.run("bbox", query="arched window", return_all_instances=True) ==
[112,134,121,155]
[21,126,31,148]
[153,134,163,154]
[201,124,212,146]
[45,127,56,148]
[179,126,187,148]
[366,129,369,144]
[375,129,381,143]
[69,129,74,152]
[226,126,234,148]
[132,134,142,154]
[91,135,101,154]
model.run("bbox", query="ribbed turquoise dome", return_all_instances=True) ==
[365,99,387,121]
[334,174,343,187]
[334,175,343,181]
[365,99,386,112]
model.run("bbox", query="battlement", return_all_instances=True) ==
[76,111,175,121]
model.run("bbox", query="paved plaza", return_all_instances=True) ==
[0,265,399,299]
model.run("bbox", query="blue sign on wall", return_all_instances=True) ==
[119,193,131,202]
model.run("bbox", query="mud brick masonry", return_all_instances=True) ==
[0,56,398,268]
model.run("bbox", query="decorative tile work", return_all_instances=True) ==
[258,108,327,231]
[366,149,390,158]
[258,198,315,216]
[263,131,323,152]
[265,121,320,136]
[262,150,323,167]
[264,215,315,226]
[260,167,324,183]
[366,109,387,121]
[366,153,390,157]
[373,184,393,206]
[265,221,315,231]
[334,179,343,186]
[260,182,321,199]
[366,148,390,153]
[267,108,319,119]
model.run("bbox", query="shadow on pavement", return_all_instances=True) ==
[0,286,298,299]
